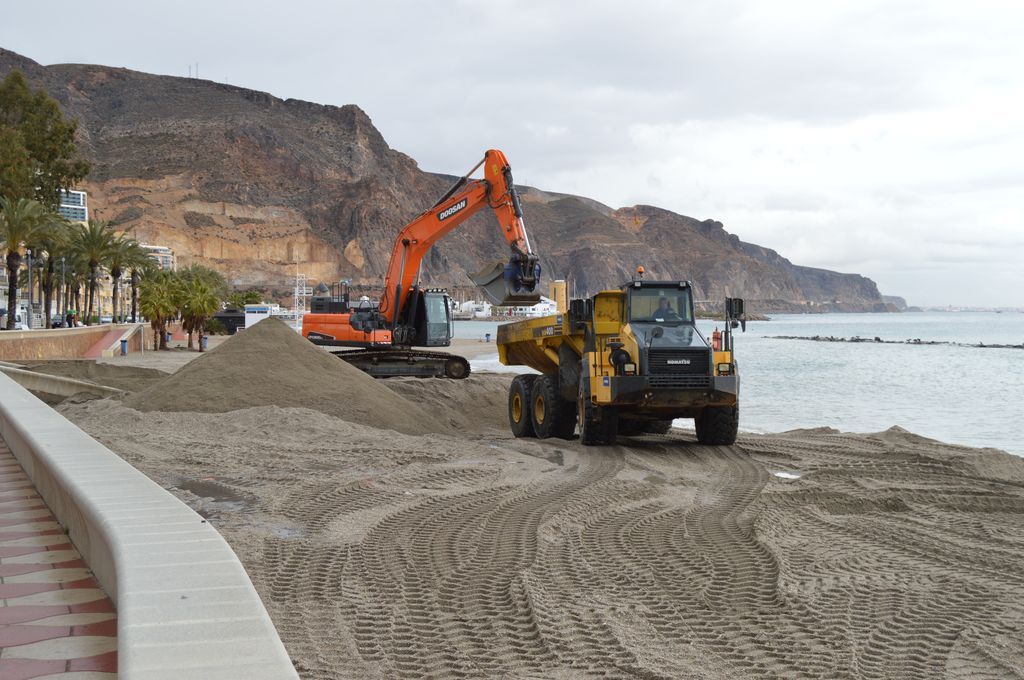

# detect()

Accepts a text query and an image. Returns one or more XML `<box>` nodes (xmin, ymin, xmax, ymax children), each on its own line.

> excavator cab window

<box><xmin>418</xmin><ymin>290</ymin><xmax>452</xmax><ymax>347</ymax></box>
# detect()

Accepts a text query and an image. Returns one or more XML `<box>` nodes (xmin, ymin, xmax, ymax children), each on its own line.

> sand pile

<box><xmin>124</xmin><ymin>317</ymin><xmax>442</xmax><ymax>435</ymax></box>
<box><xmin>384</xmin><ymin>373</ymin><xmax>512</xmax><ymax>432</ymax></box>
<box><xmin>25</xmin><ymin>360</ymin><xmax>168</xmax><ymax>393</ymax></box>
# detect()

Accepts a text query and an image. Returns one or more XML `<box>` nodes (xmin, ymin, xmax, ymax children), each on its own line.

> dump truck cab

<box><xmin>498</xmin><ymin>278</ymin><xmax>744</xmax><ymax>446</ymax></box>
<box><xmin>607</xmin><ymin>280</ymin><xmax>738</xmax><ymax>410</ymax></box>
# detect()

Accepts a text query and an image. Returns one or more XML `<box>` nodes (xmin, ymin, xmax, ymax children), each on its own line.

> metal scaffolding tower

<box><xmin>293</xmin><ymin>272</ymin><xmax>311</xmax><ymax>330</ymax></box>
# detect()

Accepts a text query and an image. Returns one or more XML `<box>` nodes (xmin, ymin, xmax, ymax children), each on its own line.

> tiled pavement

<box><xmin>0</xmin><ymin>442</ymin><xmax>117</xmax><ymax>679</ymax></box>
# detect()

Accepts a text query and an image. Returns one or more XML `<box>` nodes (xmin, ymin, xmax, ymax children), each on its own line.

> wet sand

<box><xmin>54</xmin><ymin>361</ymin><xmax>1024</xmax><ymax>679</ymax></box>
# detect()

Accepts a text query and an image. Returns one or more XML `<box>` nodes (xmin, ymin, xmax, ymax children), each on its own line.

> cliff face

<box><xmin>0</xmin><ymin>48</ymin><xmax>893</xmax><ymax>311</ymax></box>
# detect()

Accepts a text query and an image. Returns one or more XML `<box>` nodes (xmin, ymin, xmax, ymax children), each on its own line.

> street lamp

<box><xmin>25</xmin><ymin>248</ymin><xmax>32</xmax><ymax>329</ymax></box>
<box><xmin>60</xmin><ymin>256</ymin><xmax>65</xmax><ymax>322</ymax></box>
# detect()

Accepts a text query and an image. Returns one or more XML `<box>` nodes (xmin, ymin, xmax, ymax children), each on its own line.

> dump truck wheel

<box><xmin>695</xmin><ymin>406</ymin><xmax>738</xmax><ymax>445</ymax></box>
<box><xmin>509</xmin><ymin>375</ymin><xmax>538</xmax><ymax>437</ymax></box>
<box><xmin>531</xmin><ymin>374</ymin><xmax>576</xmax><ymax>440</ymax></box>
<box><xmin>578</xmin><ymin>398</ymin><xmax>618</xmax><ymax>446</ymax></box>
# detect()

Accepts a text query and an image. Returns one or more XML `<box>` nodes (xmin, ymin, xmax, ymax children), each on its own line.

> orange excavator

<box><xmin>302</xmin><ymin>149</ymin><xmax>541</xmax><ymax>379</ymax></box>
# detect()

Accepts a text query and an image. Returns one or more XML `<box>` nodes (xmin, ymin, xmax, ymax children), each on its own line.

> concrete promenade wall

<box><xmin>0</xmin><ymin>373</ymin><xmax>298</xmax><ymax>679</ymax></box>
<box><xmin>0</xmin><ymin>324</ymin><xmax>149</xmax><ymax>361</ymax></box>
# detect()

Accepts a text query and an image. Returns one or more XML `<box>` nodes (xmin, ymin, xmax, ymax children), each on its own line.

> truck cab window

<box><xmin>629</xmin><ymin>288</ymin><xmax>692</xmax><ymax>324</ymax></box>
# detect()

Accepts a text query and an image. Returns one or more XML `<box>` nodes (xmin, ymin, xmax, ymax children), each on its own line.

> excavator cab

<box><xmin>393</xmin><ymin>287</ymin><xmax>454</xmax><ymax>348</ymax></box>
<box><xmin>418</xmin><ymin>288</ymin><xmax>454</xmax><ymax>347</ymax></box>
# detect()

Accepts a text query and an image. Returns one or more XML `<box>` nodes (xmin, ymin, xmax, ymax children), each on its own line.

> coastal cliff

<box><xmin>1</xmin><ymin>48</ymin><xmax>895</xmax><ymax>311</ymax></box>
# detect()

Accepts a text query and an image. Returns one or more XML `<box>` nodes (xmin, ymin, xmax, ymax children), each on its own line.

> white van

<box><xmin>0</xmin><ymin>305</ymin><xmax>32</xmax><ymax>331</ymax></box>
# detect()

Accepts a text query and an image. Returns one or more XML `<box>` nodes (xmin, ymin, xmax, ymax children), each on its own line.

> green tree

<box><xmin>0</xmin><ymin>197</ymin><xmax>54</xmax><ymax>329</ymax></box>
<box><xmin>63</xmin><ymin>254</ymin><xmax>89</xmax><ymax>324</ymax></box>
<box><xmin>26</xmin><ymin>214</ymin><xmax>72</xmax><ymax>328</ymax></box>
<box><xmin>0</xmin><ymin>127</ymin><xmax>32</xmax><ymax>200</ymax></box>
<box><xmin>139</xmin><ymin>270</ymin><xmax>180</xmax><ymax>350</ymax></box>
<box><xmin>0</xmin><ymin>70</ymin><xmax>90</xmax><ymax>207</ymax></box>
<box><xmin>179</xmin><ymin>279</ymin><xmax>222</xmax><ymax>351</ymax></box>
<box><xmin>107</xmin><ymin>236</ymin><xmax>151</xmax><ymax>323</ymax></box>
<box><xmin>129</xmin><ymin>260</ymin><xmax>156</xmax><ymax>324</ymax></box>
<box><xmin>71</xmin><ymin>218</ymin><xmax>116</xmax><ymax>324</ymax></box>
<box><xmin>177</xmin><ymin>263</ymin><xmax>228</xmax><ymax>300</ymax></box>
<box><xmin>226</xmin><ymin>289</ymin><xmax>263</xmax><ymax>310</ymax></box>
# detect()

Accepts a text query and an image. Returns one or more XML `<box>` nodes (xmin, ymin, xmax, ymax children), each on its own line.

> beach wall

<box><xmin>0</xmin><ymin>324</ymin><xmax>148</xmax><ymax>360</ymax></box>
<box><xmin>0</xmin><ymin>373</ymin><xmax>298</xmax><ymax>679</ymax></box>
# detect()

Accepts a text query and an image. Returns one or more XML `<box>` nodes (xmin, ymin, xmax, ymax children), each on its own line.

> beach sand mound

<box><xmin>25</xmin><ymin>360</ymin><xmax>168</xmax><ymax>393</ymax></box>
<box><xmin>384</xmin><ymin>373</ymin><xmax>512</xmax><ymax>432</ymax></box>
<box><xmin>124</xmin><ymin>317</ymin><xmax>442</xmax><ymax>435</ymax></box>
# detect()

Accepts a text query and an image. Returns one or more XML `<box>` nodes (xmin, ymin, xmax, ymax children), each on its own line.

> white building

<box><xmin>140</xmin><ymin>244</ymin><xmax>177</xmax><ymax>271</ymax></box>
<box><xmin>499</xmin><ymin>296</ymin><xmax>558</xmax><ymax>318</ymax></box>
<box><xmin>456</xmin><ymin>299</ymin><xmax>493</xmax><ymax>318</ymax></box>
<box><xmin>57</xmin><ymin>189</ymin><xmax>88</xmax><ymax>223</ymax></box>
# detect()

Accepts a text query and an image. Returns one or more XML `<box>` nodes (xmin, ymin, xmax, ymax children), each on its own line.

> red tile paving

<box><xmin>0</xmin><ymin>441</ymin><xmax>117</xmax><ymax>677</ymax></box>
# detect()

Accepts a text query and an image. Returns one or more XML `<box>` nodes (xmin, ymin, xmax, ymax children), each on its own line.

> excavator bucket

<box><xmin>470</xmin><ymin>260</ymin><xmax>542</xmax><ymax>307</ymax></box>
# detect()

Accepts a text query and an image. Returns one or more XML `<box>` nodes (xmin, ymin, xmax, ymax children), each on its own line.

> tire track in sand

<box><xmin>530</xmin><ymin>443</ymin><xmax>841</xmax><ymax>678</ymax></box>
<box><xmin>350</xmin><ymin>447</ymin><xmax>625</xmax><ymax>677</ymax></box>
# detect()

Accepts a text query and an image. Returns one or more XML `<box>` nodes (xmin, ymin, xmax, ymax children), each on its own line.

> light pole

<box><xmin>26</xmin><ymin>248</ymin><xmax>32</xmax><ymax>329</ymax></box>
<box><xmin>60</xmin><ymin>256</ymin><xmax>66</xmax><ymax>323</ymax></box>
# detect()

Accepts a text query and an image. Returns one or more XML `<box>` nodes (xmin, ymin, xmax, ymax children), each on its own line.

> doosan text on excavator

<box><xmin>302</xmin><ymin>149</ymin><xmax>541</xmax><ymax>379</ymax></box>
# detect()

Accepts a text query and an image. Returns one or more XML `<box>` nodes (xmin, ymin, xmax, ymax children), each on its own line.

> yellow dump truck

<box><xmin>497</xmin><ymin>276</ymin><xmax>745</xmax><ymax>445</ymax></box>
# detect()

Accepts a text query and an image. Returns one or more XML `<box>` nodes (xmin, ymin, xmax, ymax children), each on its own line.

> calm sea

<box><xmin>455</xmin><ymin>312</ymin><xmax>1024</xmax><ymax>456</ymax></box>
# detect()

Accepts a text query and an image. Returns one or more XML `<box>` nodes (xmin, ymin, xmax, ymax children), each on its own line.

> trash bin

<box><xmin>201</xmin><ymin>335</ymin><xmax>209</xmax><ymax>351</ymax></box>
<box><xmin>165</xmin><ymin>331</ymin><xmax>172</xmax><ymax>344</ymax></box>
<box><xmin>485</xmin><ymin>332</ymin><xmax>491</xmax><ymax>342</ymax></box>
<box><xmin>120</xmin><ymin>339</ymin><xmax>128</xmax><ymax>356</ymax></box>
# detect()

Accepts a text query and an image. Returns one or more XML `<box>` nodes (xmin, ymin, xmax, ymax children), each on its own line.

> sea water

<box><xmin>455</xmin><ymin>313</ymin><xmax>1024</xmax><ymax>456</ymax></box>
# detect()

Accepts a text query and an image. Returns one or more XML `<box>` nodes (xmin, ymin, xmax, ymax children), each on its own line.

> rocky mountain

<box><xmin>0</xmin><ymin>48</ymin><xmax>896</xmax><ymax>312</ymax></box>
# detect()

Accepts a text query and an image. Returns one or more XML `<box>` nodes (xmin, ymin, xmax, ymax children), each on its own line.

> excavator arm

<box><xmin>377</xmin><ymin>149</ymin><xmax>541</xmax><ymax>327</ymax></box>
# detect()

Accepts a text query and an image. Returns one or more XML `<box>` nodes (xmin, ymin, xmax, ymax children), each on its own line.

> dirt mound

<box><xmin>384</xmin><ymin>373</ymin><xmax>512</xmax><ymax>432</ymax></box>
<box><xmin>25</xmin><ymin>360</ymin><xmax>168</xmax><ymax>393</ymax></box>
<box><xmin>124</xmin><ymin>318</ymin><xmax>442</xmax><ymax>435</ymax></box>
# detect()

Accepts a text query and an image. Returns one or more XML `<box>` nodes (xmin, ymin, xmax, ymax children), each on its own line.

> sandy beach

<box><xmin>29</xmin><ymin>321</ymin><xmax>1024</xmax><ymax>679</ymax></box>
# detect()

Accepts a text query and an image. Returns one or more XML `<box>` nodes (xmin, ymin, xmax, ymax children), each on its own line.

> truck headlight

<box><xmin>717</xmin><ymin>363</ymin><xmax>733</xmax><ymax>376</ymax></box>
<box><xmin>623</xmin><ymin>363</ymin><xmax>637</xmax><ymax>375</ymax></box>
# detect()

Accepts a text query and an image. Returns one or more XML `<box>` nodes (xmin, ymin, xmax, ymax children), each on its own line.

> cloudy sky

<box><xmin>3</xmin><ymin>1</ymin><xmax>1022</xmax><ymax>306</ymax></box>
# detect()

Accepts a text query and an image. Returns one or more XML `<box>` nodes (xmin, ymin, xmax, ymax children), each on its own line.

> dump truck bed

<box><xmin>496</xmin><ymin>313</ymin><xmax>577</xmax><ymax>375</ymax></box>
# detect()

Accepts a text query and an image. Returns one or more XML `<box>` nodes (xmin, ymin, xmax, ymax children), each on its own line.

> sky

<box><xmin>3</xmin><ymin>0</ymin><xmax>1022</xmax><ymax>307</ymax></box>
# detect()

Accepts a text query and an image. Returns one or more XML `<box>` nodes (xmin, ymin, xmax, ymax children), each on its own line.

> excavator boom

<box><xmin>378</xmin><ymin>149</ymin><xmax>541</xmax><ymax>322</ymax></box>
<box><xmin>302</xmin><ymin>149</ymin><xmax>542</xmax><ymax>378</ymax></box>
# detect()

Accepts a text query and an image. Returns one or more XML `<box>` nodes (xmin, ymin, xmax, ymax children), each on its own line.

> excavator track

<box><xmin>329</xmin><ymin>349</ymin><xmax>472</xmax><ymax>380</ymax></box>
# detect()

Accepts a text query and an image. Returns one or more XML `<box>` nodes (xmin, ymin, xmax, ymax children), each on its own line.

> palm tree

<box><xmin>107</xmin><ymin>236</ymin><xmax>150</xmax><ymax>323</ymax></box>
<box><xmin>129</xmin><ymin>264</ymin><xmax>150</xmax><ymax>323</ymax></box>
<box><xmin>71</xmin><ymin>218</ymin><xmax>116</xmax><ymax>324</ymax></box>
<box><xmin>177</xmin><ymin>263</ymin><xmax>228</xmax><ymax>300</ymax></box>
<box><xmin>180</xmin><ymin>278</ymin><xmax>221</xmax><ymax>350</ymax></box>
<box><xmin>0</xmin><ymin>197</ymin><xmax>54</xmax><ymax>329</ymax></box>
<box><xmin>138</xmin><ymin>270</ymin><xmax>179</xmax><ymax>350</ymax></box>
<box><xmin>61</xmin><ymin>252</ymin><xmax>88</xmax><ymax>324</ymax></box>
<box><xmin>28</xmin><ymin>215</ymin><xmax>72</xmax><ymax>328</ymax></box>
